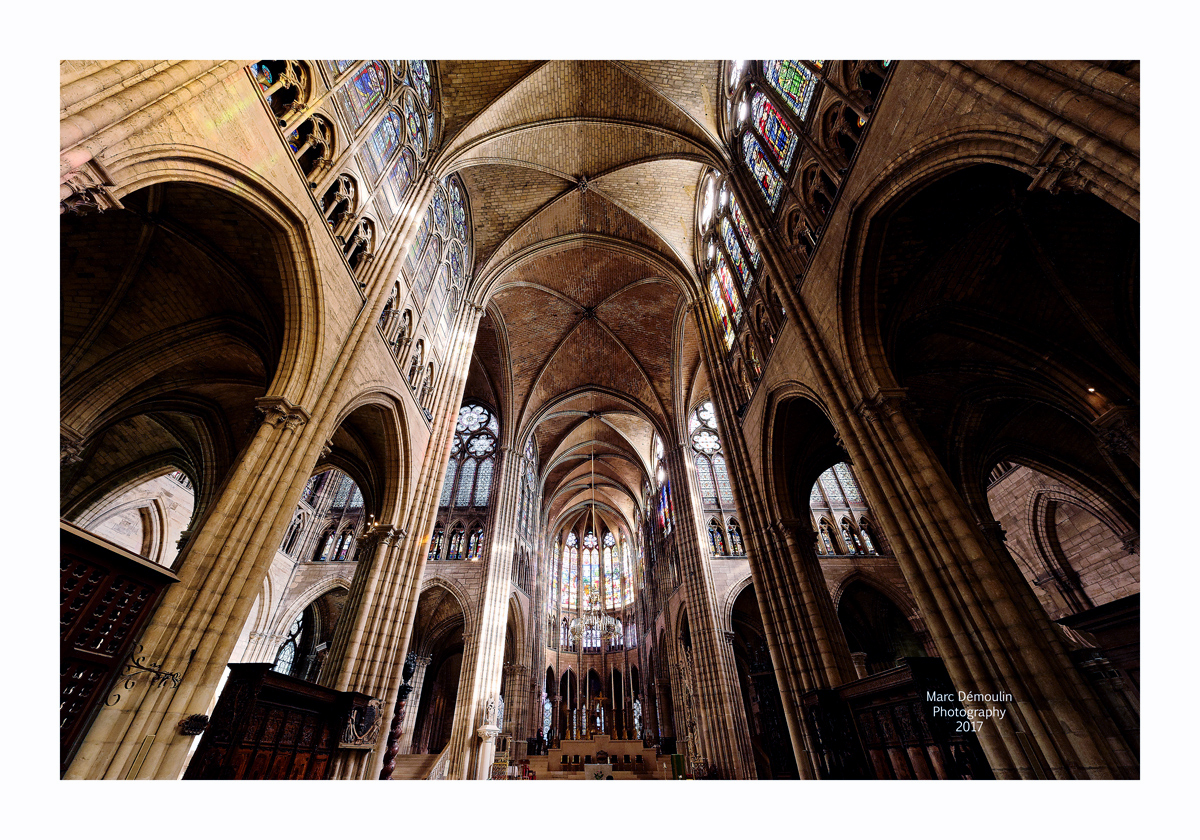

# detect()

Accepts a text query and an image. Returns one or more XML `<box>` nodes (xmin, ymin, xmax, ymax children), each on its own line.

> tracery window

<box><xmin>726</xmin><ymin>61</ymin><xmax>819</xmax><ymax>210</ymax></box>
<box><xmin>621</xmin><ymin>537</ymin><xmax>634</xmax><ymax>606</ymax></box>
<box><xmin>819</xmin><ymin>520</ymin><xmax>837</xmax><ymax>555</ymax></box>
<box><xmin>561</xmin><ymin>532</ymin><xmax>579</xmax><ymax>609</ymax></box>
<box><xmin>859</xmin><ymin>518</ymin><xmax>879</xmax><ymax>554</ymax></box>
<box><xmin>397</xmin><ymin>174</ymin><xmax>472</xmax><ymax>364</ymax></box>
<box><xmin>708</xmin><ymin>519</ymin><xmax>727</xmax><ymax>555</ymax></box>
<box><xmin>697</xmin><ymin>170</ymin><xmax>767</xmax><ymax>366</ymax></box>
<box><xmin>582</xmin><ymin>530</ymin><xmax>599</xmax><ymax>608</ymax></box>
<box><xmin>652</xmin><ymin>435</ymin><xmax>673</xmax><ymax>536</ymax></box>
<box><xmin>335</xmin><ymin>61</ymin><xmax>387</xmax><ymax>131</ymax></box>
<box><xmin>603</xmin><ymin>531</ymin><xmax>619</xmax><ymax>609</ymax></box>
<box><xmin>448</xmin><ymin>524</ymin><xmax>464</xmax><ymax>560</ymax></box>
<box><xmin>467</xmin><ymin>526</ymin><xmax>485</xmax><ymax>560</ymax></box>
<box><xmin>728</xmin><ymin>519</ymin><xmax>746</xmax><ymax>555</ymax></box>
<box><xmin>272</xmin><ymin>615</ymin><xmax>303</xmax><ymax>676</ymax></box>
<box><xmin>690</xmin><ymin>401</ymin><xmax>736</xmax><ymax>512</ymax></box>
<box><xmin>429</xmin><ymin>524</ymin><xmax>444</xmax><ymax>561</ymax></box>
<box><xmin>435</xmin><ymin>403</ymin><xmax>499</xmax><ymax>515</ymax></box>
<box><xmin>841</xmin><ymin>519</ymin><xmax>862</xmax><ymax>555</ymax></box>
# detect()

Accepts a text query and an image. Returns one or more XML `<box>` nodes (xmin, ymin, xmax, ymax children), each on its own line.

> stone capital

<box><xmin>255</xmin><ymin>395</ymin><xmax>311</xmax><ymax>431</ymax></box>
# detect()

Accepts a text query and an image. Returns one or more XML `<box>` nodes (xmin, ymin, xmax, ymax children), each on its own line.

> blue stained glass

<box><xmin>449</xmin><ymin>242</ymin><xmax>464</xmax><ymax>286</ymax></box>
<box><xmin>332</xmin><ymin>60</ymin><xmax>356</xmax><ymax>74</ymax></box>
<box><xmin>729</xmin><ymin>193</ymin><xmax>762</xmax><ymax>267</ymax></box>
<box><xmin>361</xmin><ymin>110</ymin><xmax>404</xmax><ymax>182</ymax></box>
<box><xmin>403</xmin><ymin>90</ymin><xmax>425</xmax><ymax>157</ymax></box>
<box><xmin>721</xmin><ymin>218</ymin><xmax>753</xmax><ymax>293</ymax></box>
<box><xmin>697</xmin><ymin>457</ymin><xmax>717</xmax><ymax>506</ymax></box>
<box><xmin>742</xmin><ymin>133</ymin><xmax>782</xmax><ymax>209</ymax></box>
<box><xmin>474</xmin><ymin>458</ymin><xmax>494</xmax><ymax>506</ymax></box>
<box><xmin>337</xmin><ymin>61</ymin><xmax>386</xmax><ymax>130</ymax></box>
<box><xmin>251</xmin><ymin>63</ymin><xmax>273</xmax><ymax>91</ymax></box>
<box><xmin>380</xmin><ymin>149</ymin><xmax>414</xmax><ymax>216</ymax></box>
<box><xmin>450</xmin><ymin>182</ymin><xmax>467</xmax><ymax>241</ymax></box>
<box><xmin>415</xmin><ymin>236</ymin><xmax>442</xmax><ymax>295</ymax></box>
<box><xmin>762</xmin><ymin>60</ymin><xmax>818</xmax><ymax>121</ymax></box>
<box><xmin>432</xmin><ymin>191</ymin><xmax>449</xmax><ymax>236</ymax></box>
<box><xmin>752</xmin><ymin>91</ymin><xmax>799</xmax><ymax>170</ymax></box>
<box><xmin>409</xmin><ymin>60</ymin><xmax>432</xmax><ymax>108</ymax></box>
<box><xmin>714</xmin><ymin>454</ymin><xmax>734</xmax><ymax>506</ymax></box>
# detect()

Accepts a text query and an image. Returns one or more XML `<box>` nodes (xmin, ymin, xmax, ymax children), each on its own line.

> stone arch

<box><xmin>95</xmin><ymin>145</ymin><xmax>326</xmax><ymax>404</ymax></box>
<box><xmin>761</xmin><ymin>382</ymin><xmax>847</xmax><ymax>526</ymax></box>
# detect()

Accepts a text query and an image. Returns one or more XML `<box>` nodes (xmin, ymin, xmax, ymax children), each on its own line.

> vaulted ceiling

<box><xmin>441</xmin><ymin>61</ymin><xmax>725</xmax><ymax>538</ymax></box>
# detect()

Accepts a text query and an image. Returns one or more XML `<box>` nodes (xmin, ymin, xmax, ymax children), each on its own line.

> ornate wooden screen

<box><xmin>60</xmin><ymin>521</ymin><xmax>179</xmax><ymax>776</ymax></box>
<box><xmin>183</xmin><ymin>663</ymin><xmax>379</xmax><ymax>779</ymax></box>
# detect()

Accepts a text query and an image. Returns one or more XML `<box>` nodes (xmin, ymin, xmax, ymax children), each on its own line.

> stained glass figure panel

<box><xmin>720</xmin><ymin>217</ymin><xmax>753</xmax><ymax>293</ymax></box>
<box><xmin>714</xmin><ymin>253</ymin><xmax>743</xmax><ymax>324</ymax></box>
<box><xmin>604</xmin><ymin>546</ymin><xmax>617</xmax><ymax>608</ymax></box>
<box><xmin>450</xmin><ymin>181</ymin><xmax>467</xmax><ymax>241</ymax></box>
<box><xmin>762</xmin><ymin>60</ymin><xmax>818</xmax><ymax>121</ymax></box>
<box><xmin>409</xmin><ymin>60</ymin><xmax>432</xmax><ymax>108</ymax></box>
<box><xmin>403</xmin><ymin>90</ymin><xmax>425</xmax><ymax>158</ymax></box>
<box><xmin>709</xmin><ymin>275</ymin><xmax>735</xmax><ymax>350</ymax></box>
<box><xmin>432</xmin><ymin>190</ymin><xmax>449</xmax><ymax>236</ymax></box>
<box><xmin>742</xmin><ymin>133</ymin><xmax>783</xmax><ymax>209</ymax></box>
<box><xmin>336</xmin><ymin>61</ymin><xmax>386</xmax><ymax>130</ymax></box>
<box><xmin>729</xmin><ymin>193</ymin><xmax>762</xmax><ymax>267</ymax></box>
<box><xmin>752</xmin><ymin>90</ymin><xmax>799</xmax><ymax>169</ymax></box>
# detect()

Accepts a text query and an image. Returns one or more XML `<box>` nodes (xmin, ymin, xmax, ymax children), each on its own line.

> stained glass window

<box><xmin>752</xmin><ymin>91</ymin><xmax>799</xmax><ymax>169</ymax></box>
<box><xmin>841</xmin><ymin>522</ymin><xmax>860</xmax><ymax>555</ymax></box>
<box><xmin>819</xmin><ymin>468</ymin><xmax>844</xmax><ymax>505</ymax></box>
<box><xmin>450</xmin><ymin>181</ymin><xmax>467</xmax><ymax>241</ymax></box>
<box><xmin>721</xmin><ymin>218</ymin><xmax>753</xmax><ymax>293</ymax></box>
<box><xmin>409</xmin><ymin>59</ymin><xmax>432</xmax><ymax>109</ymax></box>
<box><xmin>728</xmin><ymin>520</ymin><xmax>745</xmax><ymax>555</ymax></box>
<box><xmin>696</xmin><ymin>456</ymin><xmax>717</xmax><ymax>506</ymax></box>
<box><xmin>834</xmin><ymin>463</ymin><xmax>862</xmax><ymax>501</ymax></box>
<box><xmin>403</xmin><ymin>212</ymin><xmax>431</xmax><ymax>278</ymax></box>
<box><xmin>729</xmin><ymin>193</ymin><xmax>762</xmax><ymax>268</ymax></box>
<box><xmin>379</xmin><ymin>150</ymin><xmax>414</xmax><ymax>216</ymax></box>
<box><xmin>473</xmin><ymin>458</ymin><xmax>493</xmax><ymax>506</ymax></box>
<box><xmin>742</xmin><ymin>133</ymin><xmax>783</xmax><ymax>209</ymax></box>
<box><xmin>543</xmin><ymin>699</ymin><xmax>552</xmax><ymax>736</ymax></box>
<box><xmin>604</xmin><ymin>541</ymin><xmax>617</xmax><ymax>609</ymax></box>
<box><xmin>467</xmin><ymin>526</ymin><xmax>484</xmax><ymax>560</ymax></box>
<box><xmin>708</xmin><ymin>276</ymin><xmax>735</xmax><ymax>350</ymax></box>
<box><xmin>561</xmin><ymin>537</ymin><xmax>575</xmax><ymax>609</ymax></box>
<box><xmin>432</xmin><ymin>190</ymin><xmax>449</xmax><ymax>236</ymax></box>
<box><xmin>336</xmin><ymin>61</ymin><xmax>386</xmax><ymax>130</ymax></box>
<box><xmin>810</xmin><ymin>480</ymin><xmax>823</xmax><ymax>504</ymax></box>
<box><xmin>714</xmin><ymin>253</ymin><xmax>743</xmax><ymax>324</ymax></box>
<box><xmin>859</xmin><ymin>519</ymin><xmax>877</xmax><ymax>554</ymax></box>
<box><xmin>455</xmin><ymin>460</ymin><xmax>477</xmax><ymax>507</ymax></box>
<box><xmin>762</xmin><ymin>60</ymin><xmax>819</xmax><ymax>121</ymax></box>
<box><xmin>714</xmin><ymin>455</ymin><xmax>734</xmax><ymax>506</ymax></box>
<box><xmin>272</xmin><ymin>615</ymin><xmax>303</xmax><ymax>675</ymax></box>
<box><xmin>429</xmin><ymin>525</ymin><xmax>443</xmax><ymax>561</ymax></box>
<box><xmin>709</xmin><ymin>520</ymin><xmax>727</xmax><ymax>555</ymax></box>
<box><xmin>449</xmin><ymin>242</ymin><xmax>464</xmax><ymax>287</ymax></box>
<box><xmin>819</xmin><ymin>523</ymin><xmax>835</xmax><ymax>554</ymax></box>
<box><xmin>361</xmin><ymin>110</ymin><xmax>404</xmax><ymax>182</ymax></box>
<box><xmin>403</xmin><ymin>90</ymin><xmax>425</xmax><ymax>158</ymax></box>
<box><xmin>449</xmin><ymin>525</ymin><xmax>464</xmax><ymax>560</ymax></box>
<box><xmin>622</xmin><ymin>539</ymin><xmax>634</xmax><ymax>606</ymax></box>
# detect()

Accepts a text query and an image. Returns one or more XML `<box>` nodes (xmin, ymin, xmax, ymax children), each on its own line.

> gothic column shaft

<box><xmin>443</xmin><ymin>442</ymin><xmax>522</xmax><ymax>778</ymax></box>
<box><xmin>665</xmin><ymin>445</ymin><xmax>755</xmax><ymax>778</ymax></box>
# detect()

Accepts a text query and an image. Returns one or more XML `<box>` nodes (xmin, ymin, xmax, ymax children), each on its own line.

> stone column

<box><xmin>853</xmin><ymin>391</ymin><xmax>1136</xmax><ymax>778</ymax></box>
<box><xmin>65</xmin><ymin>397</ymin><xmax>317</xmax><ymax>780</ymax></box>
<box><xmin>394</xmin><ymin>655</ymin><xmax>433</xmax><ymax>755</ymax></box>
<box><xmin>689</xmin><ymin>297</ymin><xmax>855</xmax><ymax>778</ymax></box>
<box><xmin>442</xmin><ymin>443</ymin><xmax>523</xmax><ymax>778</ymax></box>
<box><xmin>664</xmin><ymin>442</ymin><xmax>755</xmax><ymax>778</ymax></box>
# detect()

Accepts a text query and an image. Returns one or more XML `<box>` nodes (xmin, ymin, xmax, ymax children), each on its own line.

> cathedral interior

<box><xmin>58</xmin><ymin>57</ymin><xmax>1141</xmax><ymax>791</ymax></box>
